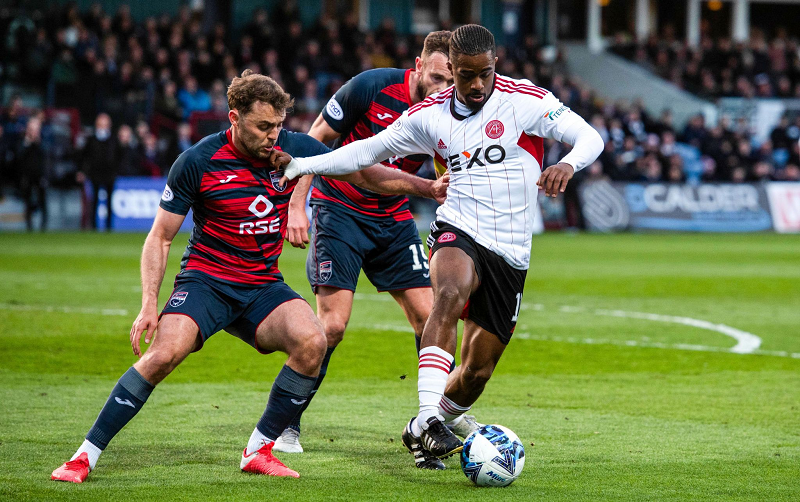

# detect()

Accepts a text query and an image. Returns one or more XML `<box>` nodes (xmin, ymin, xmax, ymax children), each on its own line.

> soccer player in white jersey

<box><xmin>274</xmin><ymin>24</ymin><xmax>603</xmax><ymax>460</ymax></box>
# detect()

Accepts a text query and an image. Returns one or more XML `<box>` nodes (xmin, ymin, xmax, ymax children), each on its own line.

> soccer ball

<box><xmin>460</xmin><ymin>424</ymin><xmax>525</xmax><ymax>487</ymax></box>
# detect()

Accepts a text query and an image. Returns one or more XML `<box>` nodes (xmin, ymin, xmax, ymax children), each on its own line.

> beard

<box><xmin>240</xmin><ymin>130</ymin><xmax>273</xmax><ymax>159</ymax></box>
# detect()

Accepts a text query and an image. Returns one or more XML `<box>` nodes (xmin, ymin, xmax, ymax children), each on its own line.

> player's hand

<box><xmin>266</xmin><ymin>149</ymin><xmax>293</xmax><ymax>169</ymax></box>
<box><xmin>537</xmin><ymin>162</ymin><xmax>574</xmax><ymax>198</ymax></box>
<box><xmin>286</xmin><ymin>203</ymin><xmax>310</xmax><ymax>249</ymax></box>
<box><xmin>130</xmin><ymin>305</ymin><xmax>159</xmax><ymax>358</ymax></box>
<box><xmin>279</xmin><ymin>159</ymin><xmax>304</xmax><ymax>188</ymax></box>
<box><xmin>430</xmin><ymin>172</ymin><xmax>450</xmax><ymax>204</ymax></box>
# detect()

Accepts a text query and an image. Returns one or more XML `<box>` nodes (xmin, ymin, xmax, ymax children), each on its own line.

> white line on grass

<box><xmin>3</xmin><ymin>297</ymin><xmax>790</xmax><ymax>358</ymax></box>
<box><xmin>0</xmin><ymin>303</ymin><xmax>129</xmax><ymax>316</ymax></box>
<box><xmin>351</xmin><ymin>293</ymin><xmax>782</xmax><ymax>357</ymax></box>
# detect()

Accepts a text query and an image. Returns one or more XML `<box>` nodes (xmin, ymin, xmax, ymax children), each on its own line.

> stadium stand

<box><xmin>1</xmin><ymin>1</ymin><xmax>799</xmax><ymax>232</ymax></box>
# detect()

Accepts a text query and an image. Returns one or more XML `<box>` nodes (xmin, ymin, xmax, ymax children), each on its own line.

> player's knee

<box><xmin>138</xmin><ymin>347</ymin><xmax>182</xmax><ymax>383</ymax></box>
<box><xmin>435</xmin><ymin>285</ymin><xmax>469</xmax><ymax>312</ymax></box>
<box><xmin>322</xmin><ymin>318</ymin><xmax>347</xmax><ymax>346</ymax></box>
<box><xmin>460</xmin><ymin>364</ymin><xmax>493</xmax><ymax>390</ymax></box>
<box><xmin>291</xmin><ymin>329</ymin><xmax>327</xmax><ymax>374</ymax></box>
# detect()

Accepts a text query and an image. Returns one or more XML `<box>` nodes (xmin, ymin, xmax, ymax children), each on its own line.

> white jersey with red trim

<box><xmin>378</xmin><ymin>74</ymin><xmax>585</xmax><ymax>270</ymax></box>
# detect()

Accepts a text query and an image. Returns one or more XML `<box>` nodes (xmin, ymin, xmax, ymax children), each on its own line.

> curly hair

<box><xmin>227</xmin><ymin>69</ymin><xmax>294</xmax><ymax>115</ymax></box>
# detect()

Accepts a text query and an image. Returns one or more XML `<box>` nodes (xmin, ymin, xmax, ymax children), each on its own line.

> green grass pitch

<box><xmin>1</xmin><ymin>231</ymin><xmax>798</xmax><ymax>501</ymax></box>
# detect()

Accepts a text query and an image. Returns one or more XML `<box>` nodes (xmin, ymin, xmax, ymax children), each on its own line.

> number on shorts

<box><xmin>409</xmin><ymin>244</ymin><xmax>429</xmax><ymax>271</ymax></box>
<box><xmin>511</xmin><ymin>293</ymin><xmax>522</xmax><ymax>322</ymax></box>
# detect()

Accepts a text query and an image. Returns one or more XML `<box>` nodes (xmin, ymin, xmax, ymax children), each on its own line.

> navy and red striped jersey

<box><xmin>160</xmin><ymin>128</ymin><xmax>329</xmax><ymax>285</ymax></box>
<box><xmin>312</xmin><ymin>67</ymin><xmax>429</xmax><ymax>221</ymax></box>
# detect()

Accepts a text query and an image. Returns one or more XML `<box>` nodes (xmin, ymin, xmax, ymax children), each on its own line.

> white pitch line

<box><xmin>0</xmin><ymin>303</ymin><xmax>129</xmax><ymax>316</ymax></box>
<box><xmin>347</xmin><ymin>321</ymin><xmax>799</xmax><ymax>359</ymax></box>
<box><xmin>352</xmin><ymin>293</ymin><xmax>767</xmax><ymax>356</ymax></box>
<box><xmin>2</xmin><ymin>296</ymin><xmax>785</xmax><ymax>358</ymax></box>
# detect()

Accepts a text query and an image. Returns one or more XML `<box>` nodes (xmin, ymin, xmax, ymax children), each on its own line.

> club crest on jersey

<box><xmin>319</xmin><ymin>261</ymin><xmax>332</xmax><ymax>283</ymax></box>
<box><xmin>437</xmin><ymin>232</ymin><xmax>457</xmax><ymax>243</ymax></box>
<box><xmin>169</xmin><ymin>291</ymin><xmax>188</xmax><ymax>308</ymax></box>
<box><xmin>485</xmin><ymin>120</ymin><xmax>504</xmax><ymax>139</ymax></box>
<box><xmin>269</xmin><ymin>171</ymin><xmax>287</xmax><ymax>192</ymax></box>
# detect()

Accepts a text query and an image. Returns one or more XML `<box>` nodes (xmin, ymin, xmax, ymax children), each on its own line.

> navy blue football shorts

<box><xmin>160</xmin><ymin>274</ymin><xmax>305</xmax><ymax>353</ymax></box>
<box><xmin>306</xmin><ymin>204</ymin><xmax>432</xmax><ymax>293</ymax></box>
<box><xmin>427</xmin><ymin>221</ymin><xmax>527</xmax><ymax>344</ymax></box>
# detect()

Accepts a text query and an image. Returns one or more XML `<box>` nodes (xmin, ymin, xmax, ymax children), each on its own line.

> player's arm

<box><xmin>287</xmin><ymin>76</ymin><xmax>371</xmax><ymax>248</ymax></box>
<box><xmin>278</xmin><ymin>110</ymin><xmax>434</xmax><ymax>184</ymax></box>
<box><xmin>131</xmin><ymin>151</ymin><xmax>197</xmax><ymax>356</ymax></box>
<box><xmin>286</xmin><ymin>113</ymin><xmax>342</xmax><ymax>249</ymax></box>
<box><xmin>336</xmin><ymin>166</ymin><xmax>449</xmax><ymax>204</ymax></box>
<box><xmin>528</xmin><ymin>93</ymin><xmax>604</xmax><ymax>197</ymax></box>
<box><xmin>130</xmin><ymin>208</ymin><xmax>185</xmax><ymax>357</ymax></box>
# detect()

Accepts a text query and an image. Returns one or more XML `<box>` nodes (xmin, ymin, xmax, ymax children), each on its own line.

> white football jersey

<box><xmin>379</xmin><ymin>74</ymin><xmax>585</xmax><ymax>270</ymax></box>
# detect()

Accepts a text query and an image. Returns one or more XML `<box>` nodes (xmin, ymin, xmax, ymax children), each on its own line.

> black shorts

<box><xmin>427</xmin><ymin>222</ymin><xmax>527</xmax><ymax>344</ymax></box>
<box><xmin>306</xmin><ymin>204</ymin><xmax>431</xmax><ymax>293</ymax></box>
<box><xmin>160</xmin><ymin>274</ymin><xmax>305</xmax><ymax>353</ymax></box>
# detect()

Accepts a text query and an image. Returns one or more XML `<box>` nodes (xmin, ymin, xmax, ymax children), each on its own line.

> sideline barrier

<box><xmin>97</xmin><ymin>177</ymin><xmax>193</xmax><ymax>232</ymax></box>
<box><xmin>577</xmin><ymin>181</ymin><xmax>797</xmax><ymax>233</ymax></box>
<box><xmin>766</xmin><ymin>183</ymin><xmax>800</xmax><ymax>233</ymax></box>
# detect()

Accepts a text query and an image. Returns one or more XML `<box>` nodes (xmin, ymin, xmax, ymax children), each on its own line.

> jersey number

<box><xmin>409</xmin><ymin>244</ymin><xmax>429</xmax><ymax>271</ymax></box>
<box><xmin>511</xmin><ymin>293</ymin><xmax>522</xmax><ymax>322</ymax></box>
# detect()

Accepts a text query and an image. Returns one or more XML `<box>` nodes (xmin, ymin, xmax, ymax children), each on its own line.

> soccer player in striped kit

<box><xmin>51</xmin><ymin>70</ymin><xmax>447</xmax><ymax>483</ymax></box>
<box><xmin>275</xmin><ymin>25</ymin><xmax>604</xmax><ymax>462</ymax></box>
<box><xmin>276</xmin><ymin>31</ymin><xmax>484</xmax><ymax>469</ymax></box>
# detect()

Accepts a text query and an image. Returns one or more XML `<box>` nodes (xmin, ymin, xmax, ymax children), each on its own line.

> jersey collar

<box><xmin>449</xmin><ymin>75</ymin><xmax>497</xmax><ymax>121</ymax></box>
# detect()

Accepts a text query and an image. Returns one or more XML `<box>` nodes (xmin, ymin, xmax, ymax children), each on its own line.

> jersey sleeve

<box><xmin>520</xmin><ymin>90</ymin><xmax>584</xmax><ymax>142</ymax></box>
<box><xmin>376</xmin><ymin>108</ymin><xmax>435</xmax><ymax>158</ymax></box>
<box><xmin>282</xmin><ymin>130</ymin><xmax>332</xmax><ymax>158</ymax></box>
<box><xmin>159</xmin><ymin>150</ymin><xmax>201</xmax><ymax>215</ymax></box>
<box><xmin>321</xmin><ymin>72</ymin><xmax>375</xmax><ymax>134</ymax></box>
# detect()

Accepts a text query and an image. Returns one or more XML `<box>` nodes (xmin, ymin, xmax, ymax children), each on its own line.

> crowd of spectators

<box><xmin>611</xmin><ymin>26</ymin><xmax>800</xmax><ymax>100</ymax></box>
<box><xmin>1</xmin><ymin>3</ymin><xmax>799</xmax><ymax>231</ymax></box>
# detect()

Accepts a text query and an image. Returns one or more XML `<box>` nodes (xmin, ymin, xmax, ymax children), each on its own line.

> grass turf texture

<box><xmin>0</xmin><ymin>232</ymin><xmax>798</xmax><ymax>501</ymax></box>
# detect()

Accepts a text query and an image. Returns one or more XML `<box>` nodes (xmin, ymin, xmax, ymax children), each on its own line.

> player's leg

<box><xmin>275</xmin><ymin>205</ymin><xmax>365</xmax><ymax>451</ymax></box>
<box><xmin>413</xmin><ymin>244</ymin><xmax>479</xmax><ymax>458</ymax></box>
<box><xmin>365</xmin><ymin>218</ymin><xmax>433</xmax><ymax>355</ymax></box>
<box><xmin>52</xmin><ymin>314</ymin><xmax>201</xmax><ymax>483</ymax></box>
<box><xmin>443</xmin><ymin>320</ymin><xmax>508</xmax><ymax>407</ymax></box>
<box><xmin>279</xmin><ymin>287</ymin><xmax>353</xmax><ymax>441</ymax></box>
<box><xmin>390</xmin><ymin>287</ymin><xmax>432</xmax><ymax>353</ymax></box>
<box><xmin>236</xmin><ymin>293</ymin><xmax>326</xmax><ymax>478</ymax></box>
<box><xmin>442</xmin><ymin>243</ymin><xmax>525</xmax><ymax>428</ymax></box>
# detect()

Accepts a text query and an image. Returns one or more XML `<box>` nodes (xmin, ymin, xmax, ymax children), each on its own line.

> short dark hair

<box><xmin>450</xmin><ymin>24</ymin><xmax>496</xmax><ymax>61</ymax></box>
<box><xmin>422</xmin><ymin>30</ymin><xmax>451</xmax><ymax>59</ymax></box>
<box><xmin>227</xmin><ymin>69</ymin><xmax>294</xmax><ymax>115</ymax></box>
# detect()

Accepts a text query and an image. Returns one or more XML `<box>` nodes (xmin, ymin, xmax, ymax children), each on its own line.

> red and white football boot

<box><xmin>240</xmin><ymin>441</ymin><xmax>300</xmax><ymax>478</ymax></box>
<box><xmin>51</xmin><ymin>452</ymin><xmax>90</xmax><ymax>483</ymax></box>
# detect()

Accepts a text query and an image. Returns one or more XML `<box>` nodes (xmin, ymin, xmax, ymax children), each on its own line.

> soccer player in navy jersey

<box><xmin>51</xmin><ymin>70</ymin><xmax>447</xmax><ymax>483</ymax></box>
<box><xmin>275</xmin><ymin>31</ymin><xmax>479</xmax><ymax>470</ymax></box>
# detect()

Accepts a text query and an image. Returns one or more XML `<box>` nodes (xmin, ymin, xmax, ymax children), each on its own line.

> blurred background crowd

<box><xmin>1</xmin><ymin>1</ymin><xmax>799</xmax><ymax>231</ymax></box>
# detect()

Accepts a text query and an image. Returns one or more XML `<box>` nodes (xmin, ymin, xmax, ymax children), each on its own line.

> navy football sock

<box><xmin>288</xmin><ymin>346</ymin><xmax>335</xmax><ymax>430</ymax></box>
<box><xmin>258</xmin><ymin>365</ymin><xmax>317</xmax><ymax>440</ymax></box>
<box><xmin>85</xmin><ymin>367</ymin><xmax>155</xmax><ymax>449</ymax></box>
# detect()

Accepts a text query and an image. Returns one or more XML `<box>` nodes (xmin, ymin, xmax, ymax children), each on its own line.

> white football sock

<box><xmin>417</xmin><ymin>346</ymin><xmax>454</xmax><ymax>426</ymax></box>
<box><xmin>439</xmin><ymin>395</ymin><xmax>471</xmax><ymax>424</ymax></box>
<box><xmin>245</xmin><ymin>427</ymin><xmax>273</xmax><ymax>456</ymax></box>
<box><xmin>72</xmin><ymin>439</ymin><xmax>102</xmax><ymax>471</ymax></box>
